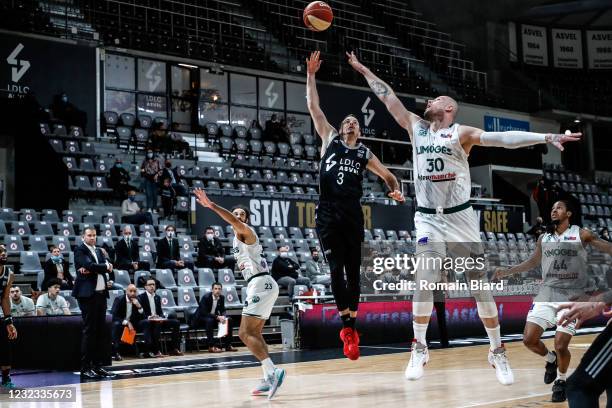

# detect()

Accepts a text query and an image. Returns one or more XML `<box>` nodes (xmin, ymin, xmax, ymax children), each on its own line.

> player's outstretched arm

<box><xmin>306</xmin><ymin>51</ymin><xmax>334</xmax><ymax>144</ymax></box>
<box><xmin>494</xmin><ymin>236</ymin><xmax>543</xmax><ymax>280</ymax></box>
<box><xmin>193</xmin><ymin>188</ymin><xmax>256</xmax><ymax>243</ymax></box>
<box><xmin>346</xmin><ymin>51</ymin><xmax>420</xmax><ymax>138</ymax></box>
<box><xmin>460</xmin><ymin>124</ymin><xmax>581</xmax><ymax>154</ymax></box>
<box><xmin>581</xmin><ymin>228</ymin><xmax>612</xmax><ymax>255</ymax></box>
<box><xmin>366</xmin><ymin>153</ymin><xmax>405</xmax><ymax>203</ymax></box>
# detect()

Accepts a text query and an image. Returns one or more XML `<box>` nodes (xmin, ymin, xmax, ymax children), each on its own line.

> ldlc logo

<box><xmin>7</xmin><ymin>43</ymin><xmax>30</xmax><ymax>83</ymax></box>
<box><xmin>361</xmin><ymin>97</ymin><xmax>375</xmax><ymax>127</ymax></box>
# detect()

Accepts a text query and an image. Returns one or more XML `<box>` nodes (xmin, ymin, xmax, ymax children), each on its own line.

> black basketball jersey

<box><xmin>319</xmin><ymin>134</ymin><xmax>371</xmax><ymax>202</ymax></box>
<box><xmin>0</xmin><ymin>266</ymin><xmax>10</xmax><ymax>294</ymax></box>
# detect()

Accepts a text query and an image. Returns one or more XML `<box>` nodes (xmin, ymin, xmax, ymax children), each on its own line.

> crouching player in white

<box><xmin>193</xmin><ymin>188</ymin><xmax>285</xmax><ymax>400</ymax></box>
<box><xmin>496</xmin><ymin>200</ymin><xmax>612</xmax><ymax>402</ymax></box>
<box><xmin>346</xmin><ymin>50</ymin><xmax>582</xmax><ymax>386</ymax></box>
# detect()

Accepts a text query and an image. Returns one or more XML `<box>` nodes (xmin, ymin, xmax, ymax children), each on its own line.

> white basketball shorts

<box><xmin>242</xmin><ymin>274</ymin><xmax>279</xmax><ymax>320</ymax></box>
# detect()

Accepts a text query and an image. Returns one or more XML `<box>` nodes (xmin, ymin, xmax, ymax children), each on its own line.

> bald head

<box><xmin>424</xmin><ymin>95</ymin><xmax>458</xmax><ymax>121</ymax></box>
<box><xmin>126</xmin><ymin>284</ymin><xmax>138</xmax><ymax>298</ymax></box>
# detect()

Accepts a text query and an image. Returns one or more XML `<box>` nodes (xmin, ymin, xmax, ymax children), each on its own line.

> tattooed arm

<box><xmin>346</xmin><ymin>51</ymin><xmax>421</xmax><ymax>140</ymax></box>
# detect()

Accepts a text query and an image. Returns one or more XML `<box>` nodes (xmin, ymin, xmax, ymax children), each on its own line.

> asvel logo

<box><xmin>325</xmin><ymin>153</ymin><xmax>337</xmax><ymax>171</ymax></box>
<box><xmin>145</xmin><ymin>62</ymin><xmax>162</xmax><ymax>92</ymax></box>
<box><xmin>7</xmin><ymin>43</ymin><xmax>30</xmax><ymax>83</ymax></box>
<box><xmin>265</xmin><ymin>81</ymin><xmax>278</xmax><ymax>108</ymax></box>
<box><xmin>361</xmin><ymin>97</ymin><xmax>375</xmax><ymax>127</ymax></box>
<box><xmin>417</xmin><ymin>128</ymin><xmax>428</xmax><ymax>137</ymax></box>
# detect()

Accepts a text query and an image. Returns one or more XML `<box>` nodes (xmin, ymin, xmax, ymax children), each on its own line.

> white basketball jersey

<box><xmin>232</xmin><ymin>227</ymin><xmax>269</xmax><ymax>281</ymax></box>
<box><xmin>411</xmin><ymin>121</ymin><xmax>472</xmax><ymax>208</ymax></box>
<box><xmin>537</xmin><ymin>225</ymin><xmax>588</xmax><ymax>301</ymax></box>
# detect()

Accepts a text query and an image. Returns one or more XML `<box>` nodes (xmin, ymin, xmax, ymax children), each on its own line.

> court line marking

<box><xmin>455</xmin><ymin>392</ymin><xmax>551</xmax><ymax>407</ymax></box>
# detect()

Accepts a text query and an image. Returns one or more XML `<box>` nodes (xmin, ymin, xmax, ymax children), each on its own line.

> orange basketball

<box><xmin>303</xmin><ymin>1</ymin><xmax>333</xmax><ymax>32</ymax></box>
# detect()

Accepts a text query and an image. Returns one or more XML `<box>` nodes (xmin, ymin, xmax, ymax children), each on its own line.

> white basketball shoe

<box><xmin>488</xmin><ymin>345</ymin><xmax>514</xmax><ymax>385</ymax></box>
<box><xmin>405</xmin><ymin>340</ymin><xmax>429</xmax><ymax>380</ymax></box>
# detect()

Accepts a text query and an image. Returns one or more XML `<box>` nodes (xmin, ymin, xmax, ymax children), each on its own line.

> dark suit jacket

<box><xmin>42</xmin><ymin>259</ymin><xmax>73</xmax><ymax>290</ymax></box>
<box><xmin>137</xmin><ymin>292</ymin><xmax>164</xmax><ymax>318</ymax></box>
<box><xmin>156</xmin><ymin>237</ymin><xmax>179</xmax><ymax>268</ymax></box>
<box><xmin>115</xmin><ymin>238</ymin><xmax>141</xmax><ymax>268</ymax></box>
<box><xmin>196</xmin><ymin>237</ymin><xmax>224</xmax><ymax>266</ymax></box>
<box><xmin>111</xmin><ymin>296</ymin><xmax>145</xmax><ymax>324</ymax></box>
<box><xmin>197</xmin><ymin>292</ymin><xmax>226</xmax><ymax>319</ymax></box>
<box><xmin>72</xmin><ymin>243</ymin><xmax>110</xmax><ymax>299</ymax></box>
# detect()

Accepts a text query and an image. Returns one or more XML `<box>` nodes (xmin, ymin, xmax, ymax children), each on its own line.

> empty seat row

<box><xmin>49</xmin><ymin>139</ymin><xmax>96</xmax><ymax>155</ymax></box>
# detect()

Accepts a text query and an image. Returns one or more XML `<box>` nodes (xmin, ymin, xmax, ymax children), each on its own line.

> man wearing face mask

<box><xmin>140</xmin><ymin>150</ymin><xmax>162</xmax><ymax>212</ymax></box>
<box><xmin>156</xmin><ymin>225</ymin><xmax>194</xmax><ymax>271</ymax></box>
<box><xmin>121</xmin><ymin>190</ymin><xmax>153</xmax><ymax>226</ymax></box>
<box><xmin>0</xmin><ymin>245</ymin><xmax>18</xmax><ymax>389</ymax></box>
<box><xmin>271</xmin><ymin>246</ymin><xmax>312</xmax><ymax>300</ymax></box>
<box><xmin>160</xmin><ymin>159</ymin><xmax>188</xmax><ymax>196</ymax></box>
<box><xmin>115</xmin><ymin>226</ymin><xmax>150</xmax><ymax>273</ymax></box>
<box><xmin>196</xmin><ymin>227</ymin><xmax>236</xmax><ymax>270</ymax></box>
<box><xmin>42</xmin><ymin>246</ymin><xmax>73</xmax><ymax>290</ymax></box>
<box><xmin>303</xmin><ymin>249</ymin><xmax>331</xmax><ymax>285</ymax></box>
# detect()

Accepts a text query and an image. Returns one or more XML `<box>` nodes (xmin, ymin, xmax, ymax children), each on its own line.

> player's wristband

<box><xmin>4</xmin><ymin>316</ymin><xmax>14</xmax><ymax>326</ymax></box>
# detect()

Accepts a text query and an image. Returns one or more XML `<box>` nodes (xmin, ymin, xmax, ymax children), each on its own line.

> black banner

<box><xmin>472</xmin><ymin>203</ymin><xmax>525</xmax><ymax>234</ymax></box>
<box><xmin>194</xmin><ymin>196</ymin><xmax>414</xmax><ymax>233</ymax></box>
<box><xmin>0</xmin><ymin>32</ymin><xmax>97</xmax><ymax>136</ymax></box>
<box><xmin>318</xmin><ymin>83</ymin><xmax>416</xmax><ymax>140</ymax></box>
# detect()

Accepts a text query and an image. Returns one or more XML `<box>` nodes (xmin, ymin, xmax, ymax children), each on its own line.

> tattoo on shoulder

<box><xmin>369</xmin><ymin>81</ymin><xmax>389</xmax><ymax>96</ymax></box>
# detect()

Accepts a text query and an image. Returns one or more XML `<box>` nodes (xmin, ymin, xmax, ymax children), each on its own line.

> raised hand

<box><xmin>306</xmin><ymin>50</ymin><xmax>322</xmax><ymax>75</ymax></box>
<box><xmin>545</xmin><ymin>132</ymin><xmax>582</xmax><ymax>151</ymax></box>
<box><xmin>193</xmin><ymin>188</ymin><xmax>214</xmax><ymax>208</ymax></box>
<box><xmin>346</xmin><ymin>51</ymin><xmax>367</xmax><ymax>75</ymax></box>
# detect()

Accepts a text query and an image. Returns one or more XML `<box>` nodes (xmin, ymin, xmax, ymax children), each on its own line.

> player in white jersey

<box><xmin>193</xmin><ymin>188</ymin><xmax>285</xmax><ymax>400</ymax></box>
<box><xmin>495</xmin><ymin>200</ymin><xmax>612</xmax><ymax>402</ymax></box>
<box><xmin>346</xmin><ymin>51</ymin><xmax>581</xmax><ymax>385</ymax></box>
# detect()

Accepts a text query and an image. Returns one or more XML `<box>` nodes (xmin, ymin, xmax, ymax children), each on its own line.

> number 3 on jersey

<box><xmin>426</xmin><ymin>158</ymin><xmax>444</xmax><ymax>172</ymax></box>
<box><xmin>337</xmin><ymin>172</ymin><xmax>344</xmax><ymax>185</ymax></box>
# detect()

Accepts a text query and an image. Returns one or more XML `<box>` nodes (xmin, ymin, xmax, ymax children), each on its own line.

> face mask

<box><xmin>206</xmin><ymin>233</ymin><xmax>214</xmax><ymax>241</ymax></box>
<box><xmin>280</xmin><ymin>252</ymin><xmax>288</xmax><ymax>258</ymax></box>
<box><xmin>166</xmin><ymin>231</ymin><xmax>175</xmax><ymax>238</ymax></box>
<box><xmin>124</xmin><ymin>235</ymin><xmax>131</xmax><ymax>241</ymax></box>
<box><xmin>61</xmin><ymin>96</ymin><xmax>68</xmax><ymax>103</ymax></box>
<box><xmin>116</xmin><ymin>163</ymin><xmax>122</xmax><ymax>168</ymax></box>
<box><xmin>128</xmin><ymin>196</ymin><xmax>136</xmax><ymax>202</ymax></box>
<box><xmin>51</xmin><ymin>255</ymin><xmax>62</xmax><ymax>263</ymax></box>
<box><xmin>312</xmin><ymin>256</ymin><xmax>319</xmax><ymax>262</ymax></box>
<box><xmin>147</xmin><ymin>153</ymin><xmax>153</xmax><ymax>159</ymax></box>
<box><xmin>0</xmin><ymin>257</ymin><xmax>6</xmax><ymax>265</ymax></box>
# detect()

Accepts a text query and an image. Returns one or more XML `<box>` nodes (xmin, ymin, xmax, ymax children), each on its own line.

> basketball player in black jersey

<box><xmin>0</xmin><ymin>245</ymin><xmax>17</xmax><ymax>389</ymax></box>
<box><xmin>306</xmin><ymin>51</ymin><xmax>405</xmax><ymax>360</ymax></box>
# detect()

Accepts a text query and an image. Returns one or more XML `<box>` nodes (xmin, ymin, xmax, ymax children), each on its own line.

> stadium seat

<box><xmin>263</xmin><ymin>141</ymin><xmax>277</xmax><ymax>156</ymax></box>
<box><xmin>249</xmin><ymin>127</ymin><xmax>262</xmax><ymax>140</ymax></box>
<box><xmin>0</xmin><ymin>208</ymin><xmax>17</xmax><ymax>221</ymax></box>
<box><xmin>303</xmin><ymin>134</ymin><xmax>315</xmax><ymax>145</ymax></box>
<box><xmin>177</xmin><ymin>268</ymin><xmax>197</xmax><ymax>287</ymax></box>
<box><xmin>20</xmin><ymin>251</ymin><xmax>43</xmax><ymax>274</ymax></box>
<box><xmin>57</xmin><ymin>223</ymin><xmax>76</xmax><ymax>238</ymax></box>
<box><xmin>140</xmin><ymin>251</ymin><xmax>154</xmax><ymax>268</ymax></box>
<box><xmin>134</xmin><ymin>270</ymin><xmax>151</xmax><ymax>287</ymax></box>
<box><xmin>178</xmin><ymin>287</ymin><xmax>198</xmax><ymax>309</ymax></box>
<box><xmin>29</xmin><ymin>236</ymin><xmax>49</xmax><ymax>254</ymax></box>
<box><xmin>220</xmin><ymin>136</ymin><xmax>234</xmax><ymax>155</ymax></box>
<box><xmin>41</xmin><ymin>209</ymin><xmax>60</xmax><ymax>222</ymax></box>
<box><xmin>34</xmin><ymin>221</ymin><xmax>54</xmax><ymax>237</ymax></box>
<box><xmin>49</xmin><ymin>139</ymin><xmax>63</xmax><ymax>153</ymax></box>
<box><xmin>155</xmin><ymin>269</ymin><xmax>177</xmax><ymax>290</ymax></box>
<box><xmin>80</xmin><ymin>158</ymin><xmax>95</xmax><ymax>172</ymax></box>
<box><xmin>220</xmin><ymin>124</ymin><xmax>233</xmax><ymax>137</ymax></box>
<box><xmin>52</xmin><ymin>236</ymin><xmax>71</xmax><ymax>253</ymax></box>
<box><xmin>19</xmin><ymin>209</ymin><xmax>38</xmax><ymax>222</ymax></box>
<box><xmin>218</xmin><ymin>269</ymin><xmax>236</xmax><ymax>286</ymax></box>
<box><xmin>120</xmin><ymin>113</ymin><xmax>136</xmax><ymax>127</ymax></box>
<box><xmin>65</xmin><ymin>140</ymin><xmax>80</xmax><ymax>154</ymax></box>
<box><xmin>157</xmin><ymin>289</ymin><xmax>181</xmax><ymax>312</ymax></box>
<box><xmin>73</xmin><ymin>176</ymin><xmax>94</xmax><ymax>192</ymax></box>
<box><xmin>293</xmin><ymin>285</ymin><xmax>308</xmax><ymax>298</ymax></box>
<box><xmin>70</xmin><ymin>126</ymin><xmax>84</xmax><ymax>138</ymax></box>
<box><xmin>92</xmin><ymin>177</ymin><xmax>113</xmax><ymax>193</ymax></box>
<box><xmin>113</xmin><ymin>270</ymin><xmax>132</xmax><ymax>289</ymax></box>
<box><xmin>139</xmin><ymin>237</ymin><xmax>156</xmax><ymax>254</ymax></box>
<box><xmin>103</xmin><ymin>111</ymin><xmax>119</xmax><ymax>130</ymax></box>
<box><xmin>116</xmin><ymin>127</ymin><xmax>132</xmax><ymax>148</ymax></box>
<box><xmin>278</xmin><ymin>142</ymin><xmax>290</xmax><ymax>157</ymax></box>
<box><xmin>223</xmin><ymin>286</ymin><xmax>242</xmax><ymax>308</ymax></box>
<box><xmin>10</xmin><ymin>221</ymin><xmax>31</xmax><ymax>236</ymax></box>
<box><xmin>210</xmin><ymin>225</ymin><xmax>225</xmax><ymax>239</ymax></box>
<box><xmin>176</xmin><ymin>197</ymin><xmax>189</xmax><ymax>213</ymax></box>
<box><xmin>107</xmin><ymin>289</ymin><xmax>124</xmax><ymax>311</ymax></box>
<box><xmin>61</xmin><ymin>291</ymin><xmax>81</xmax><ymax>313</ymax></box>
<box><xmin>205</xmin><ymin>123</ymin><xmax>219</xmax><ymax>139</ymax></box>
<box><xmin>197</xmin><ymin>268</ymin><xmax>216</xmax><ymax>290</ymax></box>
<box><xmin>289</xmin><ymin>227</ymin><xmax>303</xmax><ymax>239</ymax></box>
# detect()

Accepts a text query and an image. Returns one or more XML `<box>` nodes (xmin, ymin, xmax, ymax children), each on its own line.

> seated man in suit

<box><xmin>110</xmin><ymin>284</ymin><xmax>149</xmax><ymax>361</ymax></box>
<box><xmin>137</xmin><ymin>278</ymin><xmax>183</xmax><ymax>357</ymax></box>
<box><xmin>42</xmin><ymin>246</ymin><xmax>73</xmax><ymax>290</ymax></box>
<box><xmin>192</xmin><ymin>282</ymin><xmax>237</xmax><ymax>353</ymax></box>
<box><xmin>156</xmin><ymin>225</ymin><xmax>194</xmax><ymax>271</ymax></box>
<box><xmin>115</xmin><ymin>226</ymin><xmax>151</xmax><ymax>273</ymax></box>
<box><xmin>196</xmin><ymin>227</ymin><xmax>236</xmax><ymax>270</ymax></box>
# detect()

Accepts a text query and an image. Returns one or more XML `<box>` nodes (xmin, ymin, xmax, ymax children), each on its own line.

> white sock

<box><xmin>261</xmin><ymin>358</ymin><xmax>275</xmax><ymax>379</ymax></box>
<box><xmin>413</xmin><ymin>322</ymin><xmax>428</xmax><ymax>345</ymax></box>
<box><xmin>557</xmin><ymin>370</ymin><xmax>566</xmax><ymax>381</ymax></box>
<box><xmin>545</xmin><ymin>351</ymin><xmax>557</xmax><ymax>363</ymax></box>
<box><xmin>485</xmin><ymin>325</ymin><xmax>502</xmax><ymax>350</ymax></box>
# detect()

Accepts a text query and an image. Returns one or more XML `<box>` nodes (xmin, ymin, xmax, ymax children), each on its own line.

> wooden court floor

<box><xmin>8</xmin><ymin>335</ymin><xmax>608</xmax><ymax>408</ymax></box>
